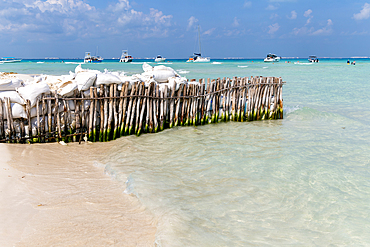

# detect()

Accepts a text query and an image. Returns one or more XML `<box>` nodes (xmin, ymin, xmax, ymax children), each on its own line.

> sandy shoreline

<box><xmin>0</xmin><ymin>142</ymin><xmax>156</xmax><ymax>246</ymax></box>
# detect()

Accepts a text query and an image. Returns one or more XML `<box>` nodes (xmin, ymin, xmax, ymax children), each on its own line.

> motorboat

<box><xmin>187</xmin><ymin>25</ymin><xmax>210</xmax><ymax>63</ymax></box>
<box><xmin>264</xmin><ymin>53</ymin><xmax>280</xmax><ymax>62</ymax></box>
<box><xmin>155</xmin><ymin>55</ymin><xmax>166</xmax><ymax>62</ymax></box>
<box><xmin>84</xmin><ymin>52</ymin><xmax>103</xmax><ymax>63</ymax></box>
<box><xmin>120</xmin><ymin>50</ymin><xmax>133</xmax><ymax>63</ymax></box>
<box><xmin>187</xmin><ymin>53</ymin><xmax>210</xmax><ymax>62</ymax></box>
<box><xmin>0</xmin><ymin>57</ymin><xmax>22</xmax><ymax>63</ymax></box>
<box><xmin>308</xmin><ymin>55</ymin><xmax>319</xmax><ymax>63</ymax></box>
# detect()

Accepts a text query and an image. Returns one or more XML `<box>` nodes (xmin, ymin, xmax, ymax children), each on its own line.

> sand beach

<box><xmin>0</xmin><ymin>142</ymin><xmax>156</xmax><ymax>247</ymax></box>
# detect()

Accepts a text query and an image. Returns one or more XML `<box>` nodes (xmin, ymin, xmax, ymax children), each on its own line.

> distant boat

<box><xmin>155</xmin><ymin>55</ymin><xmax>166</xmax><ymax>62</ymax></box>
<box><xmin>120</xmin><ymin>50</ymin><xmax>133</xmax><ymax>63</ymax></box>
<box><xmin>264</xmin><ymin>53</ymin><xmax>280</xmax><ymax>62</ymax></box>
<box><xmin>0</xmin><ymin>57</ymin><xmax>22</xmax><ymax>63</ymax></box>
<box><xmin>84</xmin><ymin>52</ymin><xmax>103</xmax><ymax>63</ymax></box>
<box><xmin>187</xmin><ymin>25</ymin><xmax>210</xmax><ymax>63</ymax></box>
<box><xmin>308</xmin><ymin>55</ymin><xmax>319</xmax><ymax>63</ymax></box>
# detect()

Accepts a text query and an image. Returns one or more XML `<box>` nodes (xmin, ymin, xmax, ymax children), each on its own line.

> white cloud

<box><xmin>353</xmin><ymin>3</ymin><xmax>370</xmax><ymax>20</ymax></box>
<box><xmin>0</xmin><ymin>0</ymin><xmax>173</xmax><ymax>41</ymax></box>
<box><xmin>266</xmin><ymin>4</ymin><xmax>278</xmax><ymax>10</ymax></box>
<box><xmin>304</xmin><ymin>9</ymin><xmax>312</xmax><ymax>17</ymax></box>
<box><xmin>311</xmin><ymin>19</ymin><xmax>333</xmax><ymax>35</ymax></box>
<box><xmin>268</xmin><ymin>23</ymin><xmax>280</xmax><ymax>34</ymax></box>
<box><xmin>292</xmin><ymin>19</ymin><xmax>333</xmax><ymax>36</ymax></box>
<box><xmin>187</xmin><ymin>16</ymin><xmax>198</xmax><ymax>31</ymax></box>
<box><xmin>288</xmin><ymin>10</ymin><xmax>297</xmax><ymax>19</ymax></box>
<box><xmin>203</xmin><ymin>28</ymin><xmax>216</xmax><ymax>35</ymax></box>
<box><xmin>303</xmin><ymin>9</ymin><xmax>313</xmax><ymax>25</ymax></box>
<box><xmin>270</xmin><ymin>13</ymin><xmax>279</xmax><ymax>19</ymax></box>
<box><xmin>232</xmin><ymin>17</ymin><xmax>239</xmax><ymax>27</ymax></box>
<box><xmin>107</xmin><ymin>0</ymin><xmax>130</xmax><ymax>12</ymax></box>
<box><xmin>244</xmin><ymin>1</ymin><xmax>252</xmax><ymax>8</ymax></box>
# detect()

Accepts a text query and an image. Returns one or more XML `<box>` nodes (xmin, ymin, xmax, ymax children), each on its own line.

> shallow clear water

<box><xmin>3</xmin><ymin>59</ymin><xmax>370</xmax><ymax>246</ymax></box>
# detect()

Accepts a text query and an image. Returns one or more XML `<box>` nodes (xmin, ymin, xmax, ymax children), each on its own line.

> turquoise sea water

<box><xmin>2</xmin><ymin>59</ymin><xmax>370</xmax><ymax>246</ymax></box>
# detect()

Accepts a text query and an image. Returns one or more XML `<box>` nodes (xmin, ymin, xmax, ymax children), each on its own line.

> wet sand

<box><xmin>0</xmin><ymin>142</ymin><xmax>156</xmax><ymax>246</ymax></box>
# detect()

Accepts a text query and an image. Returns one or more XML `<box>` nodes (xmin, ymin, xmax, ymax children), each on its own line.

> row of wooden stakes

<box><xmin>0</xmin><ymin>76</ymin><xmax>284</xmax><ymax>143</ymax></box>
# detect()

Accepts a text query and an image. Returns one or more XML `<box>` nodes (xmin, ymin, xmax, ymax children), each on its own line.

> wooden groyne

<box><xmin>0</xmin><ymin>76</ymin><xmax>284</xmax><ymax>143</ymax></box>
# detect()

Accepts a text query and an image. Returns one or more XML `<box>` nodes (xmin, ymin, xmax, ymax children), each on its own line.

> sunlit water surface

<box><xmin>3</xmin><ymin>58</ymin><xmax>370</xmax><ymax>246</ymax></box>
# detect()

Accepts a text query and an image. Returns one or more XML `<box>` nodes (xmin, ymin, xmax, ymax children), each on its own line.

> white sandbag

<box><xmin>42</xmin><ymin>75</ymin><xmax>63</xmax><ymax>91</ymax></box>
<box><xmin>2</xmin><ymin>103</ymin><xmax>26</xmax><ymax>119</ymax></box>
<box><xmin>142</xmin><ymin>62</ymin><xmax>153</xmax><ymax>72</ymax></box>
<box><xmin>17</xmin><ymin>82</ymin><xmax>50</xmax><ymax>107</ymax></box>
<box><xmin>75</xmin><ymin>64</ymin><xmax>101</xmax><ymax>75</ymax></box>
<box><xmin>75</xmin><ymin>72</ymin><xmax>97</xmax><ymax>91</ymax></box>
<box><xmin>141</xmin><ymin>62</ymin><xmax>178</xmax><ymax>83</ymax></box>
<box><xmin>23</xmin><ymin>75</ymin><xmax>45</xmax><ymax>86</ymax></box>
<box><xmin>142</xmin><ymin>70</ymin><xmax>177</xmax><ymax>83</ymax></box>
<box><xmin>58</xmin><ymin>81</ymin><xmax>78</xmax><ymax>97</ymax></box>
<box><xmin>0</xmin><ymin>91</ymin><xmax>25</xmax><ymax>105</ymax></box>
<box><xmin>153</xmin><ymin>65</ymin><xmax>177</xmax><ymax>72</ymax></box>
<box><xmin>0</xmin><ymin>78</ymin><xmax>23</xmax><ymax>91</ymax></box>
<box><xmin>95</xmin><ymin>72</ymin><xmax>122</xmax><ymax>86</ymax></box>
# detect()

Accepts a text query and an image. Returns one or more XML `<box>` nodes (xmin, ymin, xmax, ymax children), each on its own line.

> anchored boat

<box><xmin>155</xmin><ymin>55</ymin><xmax>166</xmax><ymax>62</ymax></box>
<box><xmin>264</xmin><ymin>53</ymin><xmax>280</xmax><ymax>62</ymax></box>
<box><xmin>0</xmin><ymin>57</ymin><xmax>22</xmax><ymax>63</ymax></box>
<box><xmin>120</xmin><ymin>50</ymin><xmax>133</xmax><ymax>63</ymax></box>
<box><xmin>84</xmin><ymin>52</ymin><xmax>103</xmax><ymax>63</ymax></box>
<box><xmin>187</xmin><ymin>25</ymin><xmax>210</xmax><ymax>63</ymax></box>
<box><xmin>308</xmin><ymin>55</ymin><xmax>319</xmax><ymax>63</ymax></box>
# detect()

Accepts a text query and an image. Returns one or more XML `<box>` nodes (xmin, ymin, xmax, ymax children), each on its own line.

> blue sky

<box><xmin>1</xmin><ymin>0</ymin><xmax>370</xmax><ymax>59</ymax></box>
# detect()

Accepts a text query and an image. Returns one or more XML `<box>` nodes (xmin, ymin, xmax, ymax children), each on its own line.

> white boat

<box><xmin>0</xmin><ymin>57</ymin><xmax>22</xmax><ymax>63</ymax></box>
<box><xmin>187</xmin><ymin>26</ymin><xmax>210</xmax><ymax>63</ymax></box>
<box><xmin>264</xmin><ymin>53</ymin><xmax>280</xmax><ymax>62</ymax></box>
<box><xmin>84</xmin><ymin>52</ymin><xmax>103</xmax><ymax>63</ymax></box>
<box><xmin>120</xmin><ymin>50</ymin><xmax>133</xmax><ymax>63</ymax></box>
<box><xmin>308</xmin><ymin>55</ymin><xmax>319</xmax><ymax>63</ymax></box>
<box><xmin>155</xmin><ymin>55</ymin><xmax>166</xmax><ymax>62</ymax></box>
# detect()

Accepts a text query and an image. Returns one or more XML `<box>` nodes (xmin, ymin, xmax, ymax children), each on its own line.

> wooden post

<box><xmin>180</xmin><ymin>84</ymin><xmax>187</xmax><ymax>126</ymax></box>
<box><xmin>113</xmin><ymin>84</ymin><xmax>118</xmax><ymax>140</ymax></box>
<box><xmin>5</xmin><ymin>98</ymin><xmax>13</xmax><ymax>142</ymax></box>
<box><xmin>145</xmin><ymin>82</ymin><xmax>152</xmax><ymax>133</ymax></box>
<box><xmin>120</xmin><ymin>82</ymin><xmax>129</xmax><ymax>136</ymax></box>
<box><xmin>103</xmin><ymin>85</ymin><xmax>109</xmax><ymax>141</ymax></box>
<box><xmin>117</xmin><ymin>84</ymin><xmax>124</xmax><ymax>137</ymax></box>
<box><xmin>193</xmin><ymin>83</ymin><xmax>199</xmax><ymax>125</ymax></box>
<box><xmin>199</xmin><ymin>81</ymin><xmax>205</xmax><ymax>125</ymax></box>
<box><xmin>88</xmin><ymin>87</ymin><xmax>94</xmax><ymax>141</ymax></box>
<box><xmin>36</xmin><ymin>97</ymin><xmax>40</xmax><ymax>142</ymax></box>
<box><xmin>92</xmin><ymin>88</ymin><xmax>98</xmax><ymax>142</ymax></box>
<box><xmin>81</xmin><ymin>93</ymin><xmax>86</xmax><ymax>140</ymax></box>
<box><xmin>125</xmin><ymin>82</ymin><xmax>136</xmax><ymax>135</ymax></box>
<box><xmin>169</xmin><ymin>84</ymin><xmax>176</xmax><ymax>128</ymax></box>
<box><xmin>137</xmin><ymin>86</ymin><xmax>148</xmax><ymax>136</ymax></box>
<box><xmin>159</xmin><ymin>86</ymin><xmax>165</xmax><ymax>131</ymax></box>
<box><xmin>134</xmin><ymin>82</ymin><xmax>143</xmax><ymax>135</ymax></box>
<box><xmin>55</xmin><ymin>92</ymin><xmax>62</xmax><ymax>141</ymax></box>
<box><xmin>106</xmin><ymin>84</ymin><xmax>113</xmax><ymax>140</ymax></box>
<box><xmin>0</xmin><ymin>99</ymin><xmax>3</xmax><ymax>140</ymax></box>
<box><xmin>163</xmin><ymin>85</ymin><xmax>168</xmax><ymax>128</ymax></box>
<box><xmin>174</xmin><ymin>84</ymin><xmax>183</xmax><ymax>127</ymax></box>
<box><xmin>99</xmin><ymin>85</ymin><xmax>104</xmax><ymax>142</ymax></box>
<box><xmin>47</xmin><ymin>97</ymin><xmax>52</xmax><ymax>136</ymax></box>
<box><xmin>65</xmin><ymin>99</ymin><xmax>72</xmax><ymax>142</ymax></box>
<box><xmin>41</xmin><ymin>95</ymin><xmax>46</xmax><ymax>142</ymax></box>
<box><xmin>154</xmin><ymin>84</ymin><xmax>159</xmax><ymax>132</ymax></box>
<box><xmin>74</xmin><ymin>92</ymin><xmax>80</xmax><ymax>143</ymax></box>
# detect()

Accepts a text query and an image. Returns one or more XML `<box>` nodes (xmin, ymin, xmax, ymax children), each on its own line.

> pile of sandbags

<box><xmin>0</xmin><ymin>63</ymin><xmax>192</xmax><ymax>121</ymax></box>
